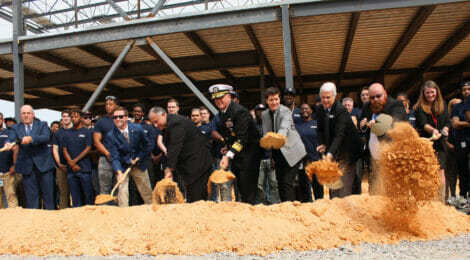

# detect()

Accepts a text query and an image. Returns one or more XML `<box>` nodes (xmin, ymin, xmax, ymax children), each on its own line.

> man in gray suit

<box><xmin>261</xmin><ymin>87</ymin><xmax>307</xmax><ymax>201</ymax></box>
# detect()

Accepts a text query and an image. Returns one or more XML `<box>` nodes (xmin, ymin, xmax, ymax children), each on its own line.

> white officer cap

<box><xmin>209</xmin><ymin>84</ymin><xmax>233</xmax><ymax>99</ymax></box>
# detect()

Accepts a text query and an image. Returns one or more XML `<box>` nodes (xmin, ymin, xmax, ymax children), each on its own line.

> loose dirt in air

<box><xmin>378</xmin><ymin>122</ymin><xmax>442</xmax><ymax>234</ymax></box>
<box><xmin>260</xmin><ymin>132</ymin><xmax>287</xmax><ymax>149</ymax></box>
<box><xmin>305</xmin><ymin>159</ymin><xmax>343</xmax><ymax>187</ymax></box>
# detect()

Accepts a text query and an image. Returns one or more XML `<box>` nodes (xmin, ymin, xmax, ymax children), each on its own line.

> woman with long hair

<box><xmin>414</xmin><ymin>80</ymin><xmax>451</xmax><ymax>201</ymax></box>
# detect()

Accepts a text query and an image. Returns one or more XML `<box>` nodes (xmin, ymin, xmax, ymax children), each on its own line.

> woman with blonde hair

<box><xmin>414</xmin><ymin>80</ymin><xmax>451</xmax><ymax>201</ymax></box>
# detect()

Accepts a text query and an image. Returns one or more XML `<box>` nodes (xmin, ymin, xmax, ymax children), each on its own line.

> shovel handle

<box><xmin>109</xmin><ymin>163</ymin><xmax>137</xmax><ymax>196</ymax></box>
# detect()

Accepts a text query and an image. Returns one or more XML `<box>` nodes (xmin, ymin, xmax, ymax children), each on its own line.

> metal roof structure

<box><xmin>1</xmin><ymin>0</ymin><xmax>470</xmax><ymax>116</ymax></box>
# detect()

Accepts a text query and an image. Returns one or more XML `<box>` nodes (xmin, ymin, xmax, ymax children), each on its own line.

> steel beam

<box><xmin>184</xmin><ymin>31</ymin><xmax>236</xmax><ymax>86</ymax></box>
<box><xmin>244</xmin><ymin>25</ymin><xmax>279</xmax><ymax>89</ymax></box>
<box><xmin>0</xmin><ymin>57</ymin><xmax>44</xmax><ymax>78</ymax></box>
<box><xmin>78</xmin><ymin>45</ymin><xmax>129</xmax><ymax>69</ymax></box>
<box><xmin>12</xmin><ymin>0</ymin><xmax>24</xmax><ymax>121</ymax></box>
<box><xmin>106</xmin><ymin>0</ymin><xmax>131</xmax><ymax>20</ymax></box>
<box><xmin>337</xmin><ymin>12</ymin><xmax>360</xmax><ymax>88</ymax></box>
<box><xmin>380</xmin><ymin>6</ymin><xmax>435</xmax><ymax>74</ymax></box>
<box><xmin>12</xmin><ymin>0</ymin><xmax>467</xmax><ymax>53</ymax></box>
<box><xmin>281</xmin><ymin>5</ymin><xmax>294</xmax><ymax>91</ymax></box>
<box><xmin>393</xmin><ymin>18</ymin><xmax>470</xmax><ymax>96</ymax></box>
<box><xmin>83</xmin><ymin>41</ymin><xmax>134</xmax><ymax>112</ymax></box>
<box><xmin>145</xmin><ymin>37</ymin><xmax>218</xmax><ymax>115</ymax></box>
<box><xmin>0</xmin><ymin>41</ymin><xmax>11</xmax><ymax>55</ymax></box>
<box><xmin>0</xmin><ymin>50</ymin><xmax>259</xmax><ymax>92</ymax></box>
<box><xmin>438</xmin><ymin>55</ymin><xmax>470</xmax><ymax>96</ymax></box>
<box><xmin>148</xmin><ymin>0</ymin><xmax>168</xmax><ymax>17</ymax></box>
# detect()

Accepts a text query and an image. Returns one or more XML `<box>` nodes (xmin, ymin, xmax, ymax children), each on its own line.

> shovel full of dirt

<box><xmin>305</xmin><ymin>158</ymin><xmax>343</xmax><ymax>190</ymax></box>
<box><xmin>207</xmin><ymin>169</ymin><xmax>236</xmax><ymax>202</ymax></box>
<box><xmin>94</xmin><ymin>160</ymin><xmax>140</xmax><ymax>205</ymax></box>
<box><xmin>152</xmin><ymin>178</ymin><xmax>185</xmax><ymax>206</ymax></box>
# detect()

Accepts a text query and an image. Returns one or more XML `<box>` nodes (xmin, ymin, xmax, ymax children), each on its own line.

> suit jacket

<box><xmin>359</xmin><ymin>97</ymin><xmax>408</xmax><ymax>142</ymax></box>
<box><xmin>107</xmin><ymin>123</ymin><xmax>150</xmax><ymax>172</ymax></box>
<box><xmin>165</xmin><ymin>114</ymin><xmax>213</xmax><ymax>185</ymax></box>
<box><xmin>218</xmin><ymin>101</ymin><xmax>261</xmax><ymax>157</ymax></box>
<box><xmin>11</xmin><ymin>120</ymin><xmax>55</xmax><ymax>175</ymax></box>
<box><xmin>261</xmin><ymin>105</ymin><xmax>306</xmax><ymax>167</ymax></box>
<box><xmin>317</xmin><ymin>100</ymin><xmax>362</xmax><ymax>165</ymax></box>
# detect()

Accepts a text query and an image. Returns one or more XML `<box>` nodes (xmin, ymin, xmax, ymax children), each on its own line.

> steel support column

<box><xmin>281</xmin><ymin>5</ymin><xmax>294</xmax><ymax>91</ymax></box>
<box><xmin>82</xmin><ymin>41</ymin><xmax>134</xmax><ymax>112</ymax></box>
<box><xmin>145</xmin><ymin>37</ymin><xmax>218</xmax><ymax>115</ymax></box>
<box><xmin>12</xmin><ymin>0</ymin><xmax>24</xmax><ymax>121</ymax></box>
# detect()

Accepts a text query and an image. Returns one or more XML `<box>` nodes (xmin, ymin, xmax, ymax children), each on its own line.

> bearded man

<box><xmin>358</xmin><ymin>83</ymin><xmax>408</xmax><ymax>194</ymax></box>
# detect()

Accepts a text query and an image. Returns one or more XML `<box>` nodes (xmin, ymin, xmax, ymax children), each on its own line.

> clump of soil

<box><xmin>305</xmin><ymin>160</ymin><xmax>343</xmax><ymax>188</ymax></box>
<box><xmin>378</xmin><ymin>122</ymin><xmax>442</xmax><ymax>233</ymax></box>
<box><xmin>260</xmin><ymin>132</ymin><xmax>287</xmax><ymax>149</ymax></box>
<box><xmin>152</xmin><ymin>178</ymin><xmax>184</xmax><ymax>207</ymax></box>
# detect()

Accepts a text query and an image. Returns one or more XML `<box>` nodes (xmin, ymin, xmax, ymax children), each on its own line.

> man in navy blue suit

<box><xmin>6</xmin><ymin>105</ymin><xmax>55</xmax><ymax>209</ymax></box>
<box><xmin>107</xmin><ymin>106</ymin><xmax>153</xmax><ymax>207</ymax></box>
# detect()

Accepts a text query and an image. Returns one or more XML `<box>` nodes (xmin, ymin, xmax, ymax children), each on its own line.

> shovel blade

<box><xmin>94</xmin><ymin>194</ymin><xmax>116</xmax><ymax>205</ymax></box>
<box><xmin>153</xmin><ymin>178</ymin><xmax>184</xmax><ymax>205</ymax></box>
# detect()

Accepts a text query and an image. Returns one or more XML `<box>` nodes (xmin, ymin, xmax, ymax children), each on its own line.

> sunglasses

<box><xmin>83</xmin><ymin>116</ymin><xmax>92</xmax><ymax>119</ymax></box>
<box><xmin>113</xmin><ymin>115</ymin><xmax>126</xmax><ymax>119</ymax></box>
<box><xmin>369</xmin><ymin>92</ymin><xmax>383</xmax><ymax>100</ymax></box>
<box><xmin>105</xmin><ymin>95</ymin><xmax>117</xmax><ymax>101</ymax></box>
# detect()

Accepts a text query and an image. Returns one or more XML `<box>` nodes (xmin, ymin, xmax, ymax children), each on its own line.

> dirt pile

<box><xmin>378</xmin><ymin>122</ymin><xmax>442</xmax><ymax>233</ymax></box>
<box><xmin>0</xmin><ymin>197</ymin><xmax>467</xmax><ymax>256</ymax></box>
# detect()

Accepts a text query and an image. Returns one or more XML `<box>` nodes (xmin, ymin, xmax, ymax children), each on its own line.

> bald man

<box><xmin>358</xmin><ymin>83</ymin><xmax>408</xmax><ymax>194</ymax></box>
<box><xmin>6</xmin><ymin>105</ymin><xmax>56</xmax><ymax>209</ymax></box>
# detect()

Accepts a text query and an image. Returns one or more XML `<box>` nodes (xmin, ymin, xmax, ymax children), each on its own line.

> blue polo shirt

<box><xmin>65</xmin><ymin>127</ymin><xmax>93</xmax><ymax>172</ymax></box>
<box><xmin>295</xmin><ymin>119</ymin><xmax>320</xmax><ymax>161</ymax></box>
<box><xmin>52</xmin><ymin>127</ymin><xmax>72</xmax><ymax>164</ymax></box>
<box><xmin>452</xmin><ymin>101</ymin><xmax>470</xmax><ymax>143</ymax></box>
<box><xmin>292</xmin><ymin>107</ymin><xmax>302</xmax><ymax>124</ymax></box>
<box><xmin>93</xmin><ymin>116</ymin><xmax>115</xmax><ymax>154</ymax></box>
<box><xmin>0</xmin><ymin>128</ymin><xmax>14</xmax><ymax>173</ymax></box>
<box><xmin>140</xmin><ymin>122</ymin><xmax>157</xmax><ymax>153</ymax></box>
<box><xmin>198</xmin><ymin>123</ymin><xmax>212</xmax><ymax>140</ymax></box>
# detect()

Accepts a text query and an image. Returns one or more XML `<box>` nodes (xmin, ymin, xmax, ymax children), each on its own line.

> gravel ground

<box><xmin>2</xmin><ymin>233</ymin><xmax>468</xmax><ymax>259</ymax></box>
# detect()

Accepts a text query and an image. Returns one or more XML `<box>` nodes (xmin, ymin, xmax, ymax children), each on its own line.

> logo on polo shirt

<box><xmin>0</xmin><ymin>135</ymin><xmax>8</xmax><ymax>138</ymax></box>
<box><xmin>78</xmin><ymin>134</ymin><xmax>86</xmax><ymax>138</ymax></box>
<box><xmin>310</xmin><ymin>125</ymin><xmax>317</xmax><ymax>129</ymax></box>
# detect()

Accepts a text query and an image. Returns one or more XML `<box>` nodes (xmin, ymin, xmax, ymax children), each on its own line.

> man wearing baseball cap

<box><xmin>209</xmin><ymin>84</ymin><xmax>262</xmax><ymax>204</ymax></box>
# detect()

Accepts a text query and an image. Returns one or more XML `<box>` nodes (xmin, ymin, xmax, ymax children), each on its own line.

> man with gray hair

<box><xmin>316</xmin><ymin>82</ymin><xmax>362</xmax><ymax>198</ymax></box>
<box><xmin>148</xmin><ymin>107</ymin><xmax>213</xmax><ymax>202</ymax></box>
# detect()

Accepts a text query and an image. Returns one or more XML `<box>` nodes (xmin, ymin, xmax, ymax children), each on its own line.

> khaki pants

<box><xmin>56</xmin><ymin>167</ymin><xmax>69</xmax><ymax>209</ymax></box>
<box><xmin>3</xmin><ymin>173</ymin><xmax>22</xmax><ymax>208</ymax></box>
<box><xmin>118</xmin><ymin>167</ymin><xmax>152</xmax><ymax>207</ymax></box>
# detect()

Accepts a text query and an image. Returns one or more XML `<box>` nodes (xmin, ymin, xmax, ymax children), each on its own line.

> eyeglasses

<box><xmin>83</xmin><ymin>116</ymin><xmax>92</xmax><ymax>119</ymax></box>
<box><xmin>113</xmin><ymin>115</ymin><xmax>126</xmax><ymax>119</ymax></box>
<box><xmin>369</xmin><ymin>92</ymin><xmax>383</xmax><ymax>100</ymax></box>
<box><xmin>105</xmin><ymin>96</ymin><xmax>117</xmax><ymax>101</ymax></box>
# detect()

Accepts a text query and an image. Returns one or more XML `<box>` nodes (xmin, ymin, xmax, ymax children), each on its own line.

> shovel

<box><xmin>94</xmin><ymin>159</ymin><xmax>139</xmax><ymax>205</ymax></box>
<box><xmin>152</xmin><ymin>177</ymin><xmax>184</xmax><ymax>205</ymax></box>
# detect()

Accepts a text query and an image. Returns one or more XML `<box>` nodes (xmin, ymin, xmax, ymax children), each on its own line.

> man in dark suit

<box><xmin>148</xmin><ymin>106</ymin><xmax>213</xmax><ymax>202</ymax></box>
<box><xmin>6</xmin><ymin>105</ymin><xmax>55</xmax><ymax>209</ymax></box>
<box><xmin>316</xmin><ymin>82</ymin><xmax>362</xmax><ymax>198</ymax></box>
<box><xmin>209</xmin><ymin>84</ymin><xmax>262</xmax><ymax>204</ymax></box>
<box><xmin>107</xmin><ymin>107</ymin><xmax>153</xmax><ymax>207</ymax></box>
<box><xmin>358</xmin><ymin>83</ymin><xmax>408</xmax><ymax>194</ymax></box>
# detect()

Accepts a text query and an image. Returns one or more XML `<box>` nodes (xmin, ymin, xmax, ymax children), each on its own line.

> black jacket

<box><xmin>218</xmin><ymin>101</ymin><xmax>261</xmax><ymax>157</ymax></box>
<box><xmin>415</xmin><ymin>105</ymin><xmax>450</xmax><ymax>153</ymax></box>
<box><xmin>359</xmin><ymin>97</ymin><xmax>408</xmax><ymax>142</ymax></box>
<box><xmin>165</xmin><ymin>114</ymin><xmax>213</xmax><ymax>185</ymax></box>
<box><xmin>317</xmin><ymin>100</ymin><xmax>362</xmax><ymax>165</ymax></box>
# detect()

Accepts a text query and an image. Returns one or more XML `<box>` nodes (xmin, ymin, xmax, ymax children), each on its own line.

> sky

<box><xmin>0</xmin><ymin>20</ymin><xmax>61</xmax><ymax>126</ymax></box>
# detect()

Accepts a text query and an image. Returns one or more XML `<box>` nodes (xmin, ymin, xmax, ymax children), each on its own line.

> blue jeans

<box><xmin>67</xmin><ymin>171</ymin><xmax>94</xmax><ymax>207</ymax></box>
<box><xmin>256</xmin><ymin>159</ymin><xmax>280</xmax><ymax>204</ymax></box>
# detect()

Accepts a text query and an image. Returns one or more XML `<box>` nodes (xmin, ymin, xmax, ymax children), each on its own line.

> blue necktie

<box><xmin>26</xmin><ymin>125</ymin><xmax>31</xmax><ymax>136</ymax></box>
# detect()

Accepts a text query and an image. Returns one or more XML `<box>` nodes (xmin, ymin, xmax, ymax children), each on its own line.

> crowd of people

<box><xmin>0</xmin><ymin>80</ymin><xmax>469</xmax><ymax>209</ymax></box>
